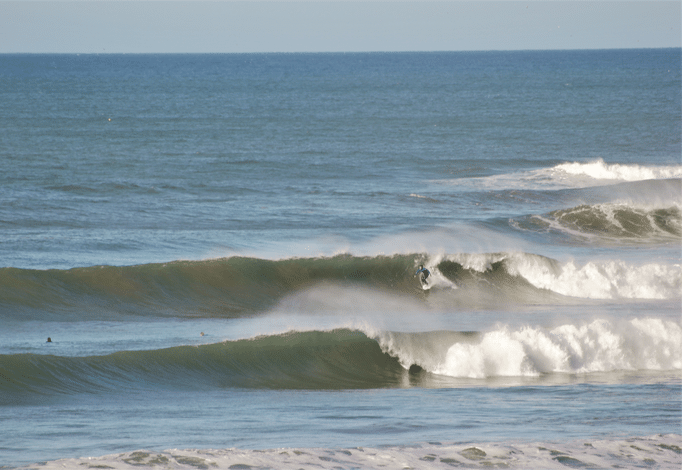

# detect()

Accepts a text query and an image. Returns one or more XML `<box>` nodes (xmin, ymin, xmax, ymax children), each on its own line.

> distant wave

<box><xmin>553</xmin><ymin>159</ymin><xmax>682</xmax><ymax>183</ymax></box>
<box><xmin>512</xmin><ymin>202</ymin><xmax>681</xmax><ymax>241</ymax></box>
<box><xmin>2</xmin><ymin>320</ymin><xmax>679</xmax><ymax>399</ymax></box>
<box><xmin>437</xmin><ymin>159</ymin><xmax>682</xmax><ymax>190</ymax></box>
<box><xmin>0</xmin><ymin>255</ymin><xmax>425</xmax><ymax>319</ymax></box>
<box><xmin>1</xmin><ymin>252</ymin><xmax>679</xmax><ymax>321</ymax></box>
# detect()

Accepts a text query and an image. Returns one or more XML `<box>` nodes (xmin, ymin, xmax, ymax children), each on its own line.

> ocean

<box><xmin>0</xmin><ymin>49</ymin><xmax>680</xmax><ymax>469</ymax></box>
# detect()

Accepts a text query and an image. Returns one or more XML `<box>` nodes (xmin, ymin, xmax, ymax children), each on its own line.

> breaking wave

<box><xmin>2</xmin><ymin>319</ymin><xmax>680</xmax><ymax>400</ymax></box>
<box><xmin>1</xmin><ymin>251</ymin><xmax>679</xmax><ymax>322</ymax></box>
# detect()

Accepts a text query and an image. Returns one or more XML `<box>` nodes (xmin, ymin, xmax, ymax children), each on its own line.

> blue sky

<box><xmin>1</xmin><ymin>1</ymin><xmax>680</xmax><ymax>53</ymax></box>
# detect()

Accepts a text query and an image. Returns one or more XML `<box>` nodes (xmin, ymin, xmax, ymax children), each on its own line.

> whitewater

<box><xmin>1</xmin><ymin>50</ymin><xmax>680</xmax><ymax>469</ymax></box>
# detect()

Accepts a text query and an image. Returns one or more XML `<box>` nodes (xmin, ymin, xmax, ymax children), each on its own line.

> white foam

<box><xmin>554</xmin><ymin>159</ymin><xmax>682</xmax><ymax>182</ymax></box>
<box><xmin>19</xmin><ymin>435</ymin><xmax>682</xmax><ymax>470</ymax></box>
<box><xmin>390</xmin><ymin>318</ymin><xmax>682</xmax><ymax>379</ymax></box>
<box><xmin>434</xmin><ymin>251</ymin><xmax>682</xmax><ymax>300</ymax></box>
<box><xmin>506</xmin><ymin>255</ymin><xmax>681</xmax><ymax>300</ymax></box>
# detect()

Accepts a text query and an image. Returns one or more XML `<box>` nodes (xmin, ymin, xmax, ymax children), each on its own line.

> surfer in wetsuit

<box><xmin>415</xmin><ymin>265</ymin><xmax>430</xmax><ymax>285</ymax></box>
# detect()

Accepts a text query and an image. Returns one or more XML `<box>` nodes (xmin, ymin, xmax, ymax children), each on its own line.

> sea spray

<box><xmin>410</xmin><ymin>319</ymin><xmax>682</xmax><ymax>378</ymax></box>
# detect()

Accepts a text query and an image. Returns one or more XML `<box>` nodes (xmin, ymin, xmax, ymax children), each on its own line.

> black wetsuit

<box><xmin>416</xmin><ymin>267</ymin><xmax>430</xmax><ymax>284</ymax></box>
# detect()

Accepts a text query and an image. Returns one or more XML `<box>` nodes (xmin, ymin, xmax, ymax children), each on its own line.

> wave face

<box><xmin>3</xmin><ymin>320</ymin><xmax>680</xmax><ymax>400</ymax></box>
<box><xmin>0</xmin><ymin>255</ymin><xmax>421</xmax><ymax>319</ymax></box>
<box><xmin>0</xmin><ymin>330</ymin><xmax>406</xmax><ymax>399</ymax></box>
<box><xmin>434</xmin><ymin>252</ymin><xmax>681</xmax><ymax>300</ymax></box>
<box><xmin>2</xmin><ymin>252</ymin><xmax>680</xmax><ymax>323</ymax></box>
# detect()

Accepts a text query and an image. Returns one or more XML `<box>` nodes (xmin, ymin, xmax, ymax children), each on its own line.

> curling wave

<box><xmin>1</xmin><ymin>252</ymin><xmax>679</xmax><ymax>322</ymax></box>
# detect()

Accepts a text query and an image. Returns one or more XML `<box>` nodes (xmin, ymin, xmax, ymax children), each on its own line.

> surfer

<box><xmin>415</xmin><ymin>265</ymin><xmax>430</xmax><ymax>285</ymax></box>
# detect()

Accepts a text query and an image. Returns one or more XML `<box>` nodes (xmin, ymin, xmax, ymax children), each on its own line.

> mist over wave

<box><xmin>2</xmin><ymin>251</ymin><xmax>679</xmax><ymax>321</ymax></box>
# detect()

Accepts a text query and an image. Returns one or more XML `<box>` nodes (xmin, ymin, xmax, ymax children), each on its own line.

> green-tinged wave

<box><xmin>0</xmin><ymin>255</ymin><xmax>423</xmax><ymax>319</ymax></box>
<box><xmin>3</xmin><ymin>318</ymin><xmax>679</xmax><ymax>401</ymax></box>
<box><xmin>2</xmin><ymin>251</ymin><xmax>679</xmax><ymax>321</ymax></box>
<box><xmin>0</xmin><ymin>330</ymin><xmax>415</xmax><ymax>401</ymax></box>
<box><xmin>0</xmin><ymin>253</ymin><xmax>562</xmax><ymax>320</ymax></box>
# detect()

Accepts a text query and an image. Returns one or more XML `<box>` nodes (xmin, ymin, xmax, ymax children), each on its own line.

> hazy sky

<box><xmin>1</xmin><ymin>1</ymin><xmax>680</xmax><ymax>53</ymax></box>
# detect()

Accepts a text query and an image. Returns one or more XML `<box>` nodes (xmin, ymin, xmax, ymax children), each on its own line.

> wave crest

<box><xmin>431</xmin><ymin>252</ymin><xmax>681</xmax><ymax>300</ymax></box>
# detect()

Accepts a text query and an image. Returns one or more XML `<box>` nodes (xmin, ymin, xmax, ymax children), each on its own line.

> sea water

<box><xmin>0</xmin><ymin>50</ymin><xmax>680</xmax><ymax>469</ymax></box>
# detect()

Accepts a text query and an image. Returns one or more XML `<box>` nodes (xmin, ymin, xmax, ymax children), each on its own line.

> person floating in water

<box><xmin>415</xmin><ymin>265</ymin><xmax>430</xmax><ymax>285</ymax></box>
